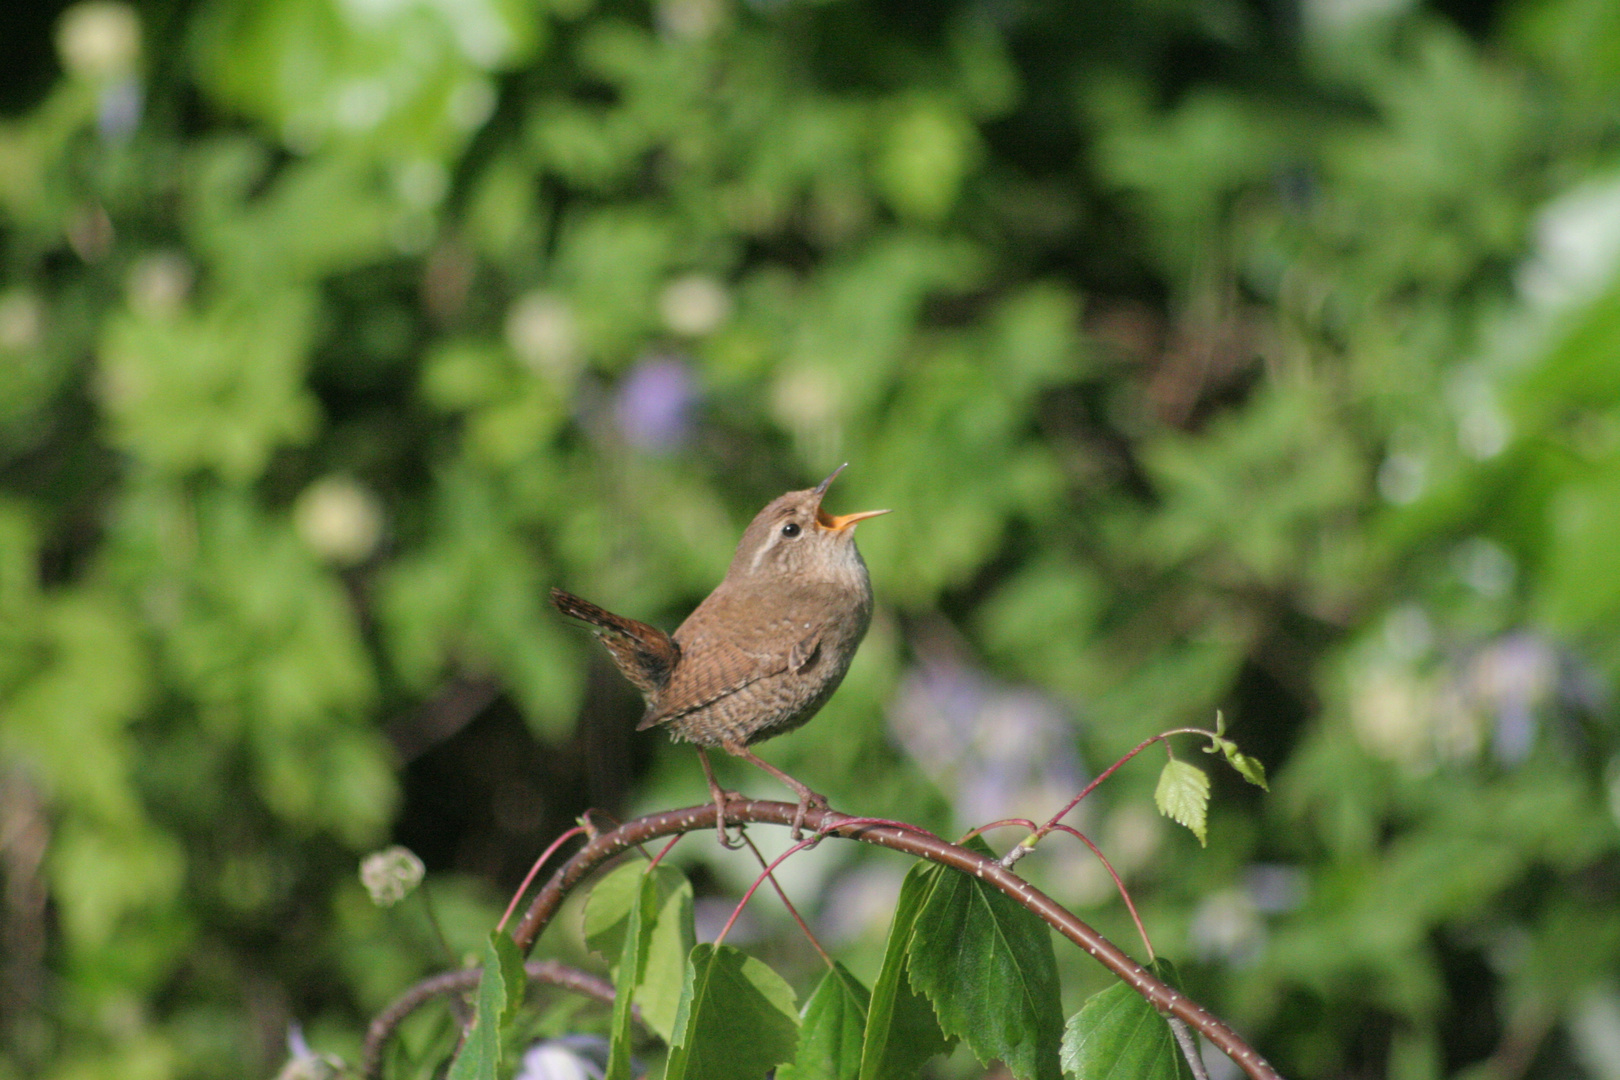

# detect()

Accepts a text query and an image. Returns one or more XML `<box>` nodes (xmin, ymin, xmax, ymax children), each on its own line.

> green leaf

<box><xmin>779</xmin><ymin>962</ymin><xmax>870</xmax><ymax>1080</ymax></box>
<box><xmin>603</xmin><ymin>869</ymin><xmax>659</xmax><ymax>1080</ymax></box>
<box><xmin>664</xmin><ymin>943</ymin><xmax>799</xmax><ymax>1080</ymax></box>
<box><xmin>907</xmin><ymin>836</ymin><xmax>1064</xmax><ymax>1080</ymax></box>
<box><xmin>1061</xmin><ymin>960</ymin><xmax>1195</xmax><ymax>1080</ymax></box>
<box><xmin>859</xmin><ymin>862</ymin><xmax>956</xmax><ymax>1080</ymax></box>
<box><xmin>638</xmin><ymin>872</ymin><xmax>696</xmax><ymax>1043</ymax></box>
<box><xmin>98</xmin><ymin>290</ymin><xmax>320</xmax><ymax>482</ymax></box>
<box><xmin>1224</xmin><ymin>748</ymin><xmax>1268</xmax><ymax>790</ymax></box>
<box><xmin>447</xmin><ymin>931</ymin><xmax>526</xmax><ymax>1080</ymax></box>
<box><xmin>584</xmin><ymin>860</ymin><xmax>680</xmax><ymax>963</ymax></box>
<box><xmin>877</xmin><ymin>98</ymin><xmax>980</xmax><ymax>222</ymax></box>
<box><xmin>1201</xmin><ymin>726</ymin><xmax>1267</xmax><ymax>791</ymax></box>
<box><xmin>583</xmin><ymin>859</ymin><xmax>694</xmax><ymax>1043</ymax></box>
<box><xmin>1154</xmin><ymin>758</ymin><xmax>1210</xmax><ymax>846</ymax></box>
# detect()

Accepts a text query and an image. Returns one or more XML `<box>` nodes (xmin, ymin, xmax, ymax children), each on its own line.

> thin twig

<box><xmin>646</xmin><ymin>833</ymin><xmax>684</xmax><ymax>870</ymax></box>
<box><xmin>714</xmin><ymin>835</ymin><xmax>818</xmax><ymax>946</ymax></box>
<box><xmin>1172</xmin><ymin>1017</ymin><xmax>1211</xmax><ymax>1080</ymax></box>
<box><xmin>496</xmin><ymin>824</ymin><xmax>588</xmax><ymax>934</ymax></box>
<box><xmin>1048</xmin><ymin>823</ymin><xmax>1155</xmax><ymax>963</ymax></box>
<box><xmin>960</xmin><ymin>818</ymin><xmax>1039</xmax><ymax>842</ymax></box>
<box><xmin>739</xmin><ymin>833</ymin><xmax>835</xmax><ymax>971</ymax></box>
<box><xmin>1003</xmin><ymin>728</ymin><xmax>1215</xmax><ymax>869</ymax></box>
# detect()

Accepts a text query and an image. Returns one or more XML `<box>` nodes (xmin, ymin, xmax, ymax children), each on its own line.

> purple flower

<box><xmin>98</xmin><ymin>77</ymin><xmax>142</xmax><ymax>139</ymax></box>
<box><xmin>890</xmin><ymin>651</ymin><xmax>1083</xmax><ymax>829</ymax></box>
<box><xmin>614</xmin><ymin>354</ymin><xmax>696</xmax><ymax>453</ymax></box>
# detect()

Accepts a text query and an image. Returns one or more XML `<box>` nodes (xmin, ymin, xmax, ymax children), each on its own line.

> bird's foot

<box><xmin>696</xmin><ymin>747</ymin><xmax>746</xmax><ymax>847</ymax></box>
<box><xmin>711</xmin><ymin>787</ymin><xmax>746</xmax><ymax>848</ymax></box>
<box><xmin>790</xmin><ymin>789</ymin><xmax>830</xmax><ymax>843</ymax></box>
<box><xmin>719</xmin><ymin>740</ymin><xmax>831</xmax><ymax>843</ymax></box>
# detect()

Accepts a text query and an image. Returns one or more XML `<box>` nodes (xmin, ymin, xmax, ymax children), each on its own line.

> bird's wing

<box><xmin>635</xmin><ymin>584</ymin><xmax>828</xmax><ymax>731</ymax></box>
<box><xmin>635</xmin><ymin>637</ymin><xmax>776</xmax><ymax>730</ymax></box>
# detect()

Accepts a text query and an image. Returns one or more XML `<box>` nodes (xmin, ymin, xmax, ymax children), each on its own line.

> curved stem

<box><xmin>715</xmin><ymin>834</ymin><xmax>819</xmax><ymax>947</ymax></box>
<box><xmin>499</xmin><ymin>799</ymin><xmax>1283</xmax><ymax>1080</ymax></box>
<box><xmin>1003</xmin><ymin>727</ymin><xmax>1216</xmax><ymax>868</ymax></box>
<box><xmin>497</xmin><ymin>824</ymin><xmax>587</xmax><ymax>934</ymax></box>
<box><xmin>738</xmin><ymin>833</ymin><xmax>835</xmax><ymax>970</ymax></box>
<box><xmin>1047</xmin><ymin>823</ymin><xmax>1155</xmax><ymax>964</ymax></box>
<box><xmin>360</xmin><ymin>960</ymin><xmax>619</xmax><ymax>1079</ymax></box>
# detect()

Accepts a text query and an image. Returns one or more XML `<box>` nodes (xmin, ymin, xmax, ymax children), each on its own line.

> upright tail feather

<box><xmin>549</xmin><ymin>587</ymin><xmax>680</xmax><ymax>697</ymax></box>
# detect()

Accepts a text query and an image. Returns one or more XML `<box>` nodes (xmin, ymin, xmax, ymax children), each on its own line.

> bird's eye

<box><xmin>781</xmin><ymin>522</ymin><xmax>801</xmax><ymax>538</ymax></box>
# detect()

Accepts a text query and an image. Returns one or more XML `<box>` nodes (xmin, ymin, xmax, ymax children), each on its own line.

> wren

<box><xmin>550</xmin><ymin>465</ymin><xmax>889</xmax><ymax>843</ymax></box>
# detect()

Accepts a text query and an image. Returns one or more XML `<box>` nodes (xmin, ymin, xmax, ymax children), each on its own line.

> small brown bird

<box><xmin>550</xmin><ymin>465</ymin><xmax>889</xmax><ymax>843</ymax></box>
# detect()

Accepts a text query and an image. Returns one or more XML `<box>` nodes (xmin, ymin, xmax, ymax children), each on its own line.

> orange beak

<box><xmin>811</xmin><ymin>464</ymin><xmax>890</xmax><ymax>531</ymax></box>
<box><xmin>817</xmin><ymin>507</ymin><xmax>892</xmax><ymax>531</ymax></box>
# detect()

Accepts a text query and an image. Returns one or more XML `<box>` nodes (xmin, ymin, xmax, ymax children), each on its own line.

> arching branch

<box><xmin>367</xmin><ymin>800</ymin><xmax>1284</xmax><ymax>1080</ymax></box>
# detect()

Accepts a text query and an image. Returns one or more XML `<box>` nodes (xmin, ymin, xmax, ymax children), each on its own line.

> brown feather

<box><xmin>549</xmin><ymin>587</ymin><xmax>680</xmax><ymax>697</ymax></box>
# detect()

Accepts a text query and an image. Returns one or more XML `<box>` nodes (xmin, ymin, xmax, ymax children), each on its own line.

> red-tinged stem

<box><xmin>646</xmin><ymin>833</ymin><xmax>684</xmax><ymax>870</ymax></box>
<box><xmin>482</xmin><ymin>801</ymin><xmax>1283</xmax><ymax>1080</ymax></box>
<box><xmin>968</xmin><ymin>818</ymin><xmax>1156</xmax><ymax>964</ymax></box>
<box><xmin>1003</xmin><ymin>728</ymin><xmax>1216</xmax><ymax>868</ymax></box>
<box><xmin>740</xmin><ymin>833</ymin><xmax>835</xmax><ymax>970</ymax></box>
<box><xmin>1048</xmin><ymin>823</ymin><xmax>1155</xmax><ymax>963</ymax></box>
<box><xmin>961</xmin><ymin>818</ymin><xmax>1038</xmax><ymax>843</ymax></box>
<box><xmin>496</xmin><ymin>824</ymin><xmax>587</xmax><ymax>934</ymax></box>
<box><xmin>714</xmin><ymin>835</ymin><xmax>819</xmax><ymax>947</ymax></box>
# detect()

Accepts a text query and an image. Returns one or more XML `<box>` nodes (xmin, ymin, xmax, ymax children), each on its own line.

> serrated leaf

<box><xmin>664</xmin><ymin>944</ymin><xmax>799</xmax><ymax>1080</ymax></box>
<box><xmin>1154</xmin><ymin>759</ymin><xmax>1210</xmax><ymax>846</ymax></box>
<box><xmin>1224</xmin><ymin>748</ymin><xmax>1268</xmax><ymax>790</ymax></box>
<box><xmin>1202</xmin><ymin>729</ymin><xmax>1267</xmax><ymax>791</ymax></box>
<box><xmin>638</xmin><ymin>873</ymin><xmax>695</xmax><ymax>1042</ymax></box>
<box><xmin>1061</xmin><ymin>959</ymin><xmax>1195</xmax><ymax>1080</ymax></box>
<box><xmin>583</xmin><ymin>859</ymin><xmax>695</xmax><ymax>1045</ymax></box>
<box><xmin>604</xmin><ymin>870</ymin><xmax>659</xmax><ymax>1080</ymax></box>
<box><xmin>779</xmin><ymin>962</ymin><xmax>870</xmax><ymax>1080</ymax></box>
<box><xmin>447</xmin><ymin>931</ymin><xmax>526</xmax><ymax>1080</ymax></box>
<box><xmin>492</xmin><ymin>932</ymin><xmax>526</xmax><ymax>1031</ymax></box>
<box><xmin>583</xmin><ymin>859</ymin><xmax>686</xmax><ymax>965</ymax></box>
<box><xmin>859</xmin><ymin>862</ymin><xmax>957</xmax><ymax>1080</ymax></box>
<box><xmin>907</xmin><ymin>835</ymin><xmax>1064</xmax><ymax>1080</ymax></box>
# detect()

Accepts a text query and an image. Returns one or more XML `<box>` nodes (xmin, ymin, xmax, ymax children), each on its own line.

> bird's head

<box><xmin>729</xmin><ymin>464</ymin><xmax>890</xmax><ymax>584</ymax></box>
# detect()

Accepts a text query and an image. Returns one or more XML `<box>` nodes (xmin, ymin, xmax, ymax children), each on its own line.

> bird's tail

<box><xmin>549</xmin><ymin>587</ymin><xmax>680</xmax><ymax>696</ymax></box>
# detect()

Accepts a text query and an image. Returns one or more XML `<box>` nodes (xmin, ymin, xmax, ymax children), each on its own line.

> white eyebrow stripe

<box><xmin>750</xmin><ymin>530</ymin><xmax>778</xmax><ymax>572</ymax></box>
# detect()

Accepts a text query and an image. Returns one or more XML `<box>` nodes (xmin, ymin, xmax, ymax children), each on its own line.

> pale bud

<box><xmin>659</xmin><ymin>274</ymin><xmax>731</xmax><ymax>337</ymax></box>
<box><xmin>295</xmin><ymin>477</ymin><xmax>385</xmax><ymax>566</ymax></box>
<box><xmin>505</xmin><ymin>291</ymin><xmax>582</xmax><ymax>382</ymax></box>
<box><xmin>0</xmin><ymin>292</ymin><xmax>43</xmax><ymax>351</ymax></box>
<box><xmin>57</xmin><ymin>2</ymin><xmax>141</xmax><ymax>81</ymax></box>
<box><xmin>359</xmin><ymin>846</ymin><xmax>425</xmax><ymax>907</ymax></box>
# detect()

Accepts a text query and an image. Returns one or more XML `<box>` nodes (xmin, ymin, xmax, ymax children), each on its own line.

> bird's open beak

<box><xmin>817</xmin><ymin>507</ymin><xmax>892</xmax><ymax>531</ymax></box>
<box><xmin>812</xmin><ymin>464</ymin><xmax>891</xmax><ymax>531</ymax></box>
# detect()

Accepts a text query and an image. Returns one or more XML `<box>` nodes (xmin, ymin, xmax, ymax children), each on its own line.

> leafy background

<box><xmin>4</xmin><ymin>0</ymin><xmax>1620</xmax><ymax>1076</ymax></box>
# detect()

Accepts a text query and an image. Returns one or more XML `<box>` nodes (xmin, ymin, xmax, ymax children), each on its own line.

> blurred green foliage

<box><xmin>6</xmin><ymin>0</ymin><xmax>1620</xmax><ymax>1076</ymax></box>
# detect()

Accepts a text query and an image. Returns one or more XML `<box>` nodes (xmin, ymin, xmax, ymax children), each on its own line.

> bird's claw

<box><xmin>789</xmin><ymin>790</ymin><xmax>830</xmax><ymax>843</ymax></box>
<box><xmin>711</xmin><ymin>788</ymin><xmax>745</xmax><ymax>848</ymax></box>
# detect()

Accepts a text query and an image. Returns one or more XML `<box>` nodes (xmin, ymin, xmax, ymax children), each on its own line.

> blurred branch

<box><xmin>385</xmin><ymin>675</ymin><xmax>501</xmax><ymax>763</ymax></box>
<box><xmin>360</xmin><ymin>959</ymin><xmax>619</xmax><ymax>1079</ymax></box>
